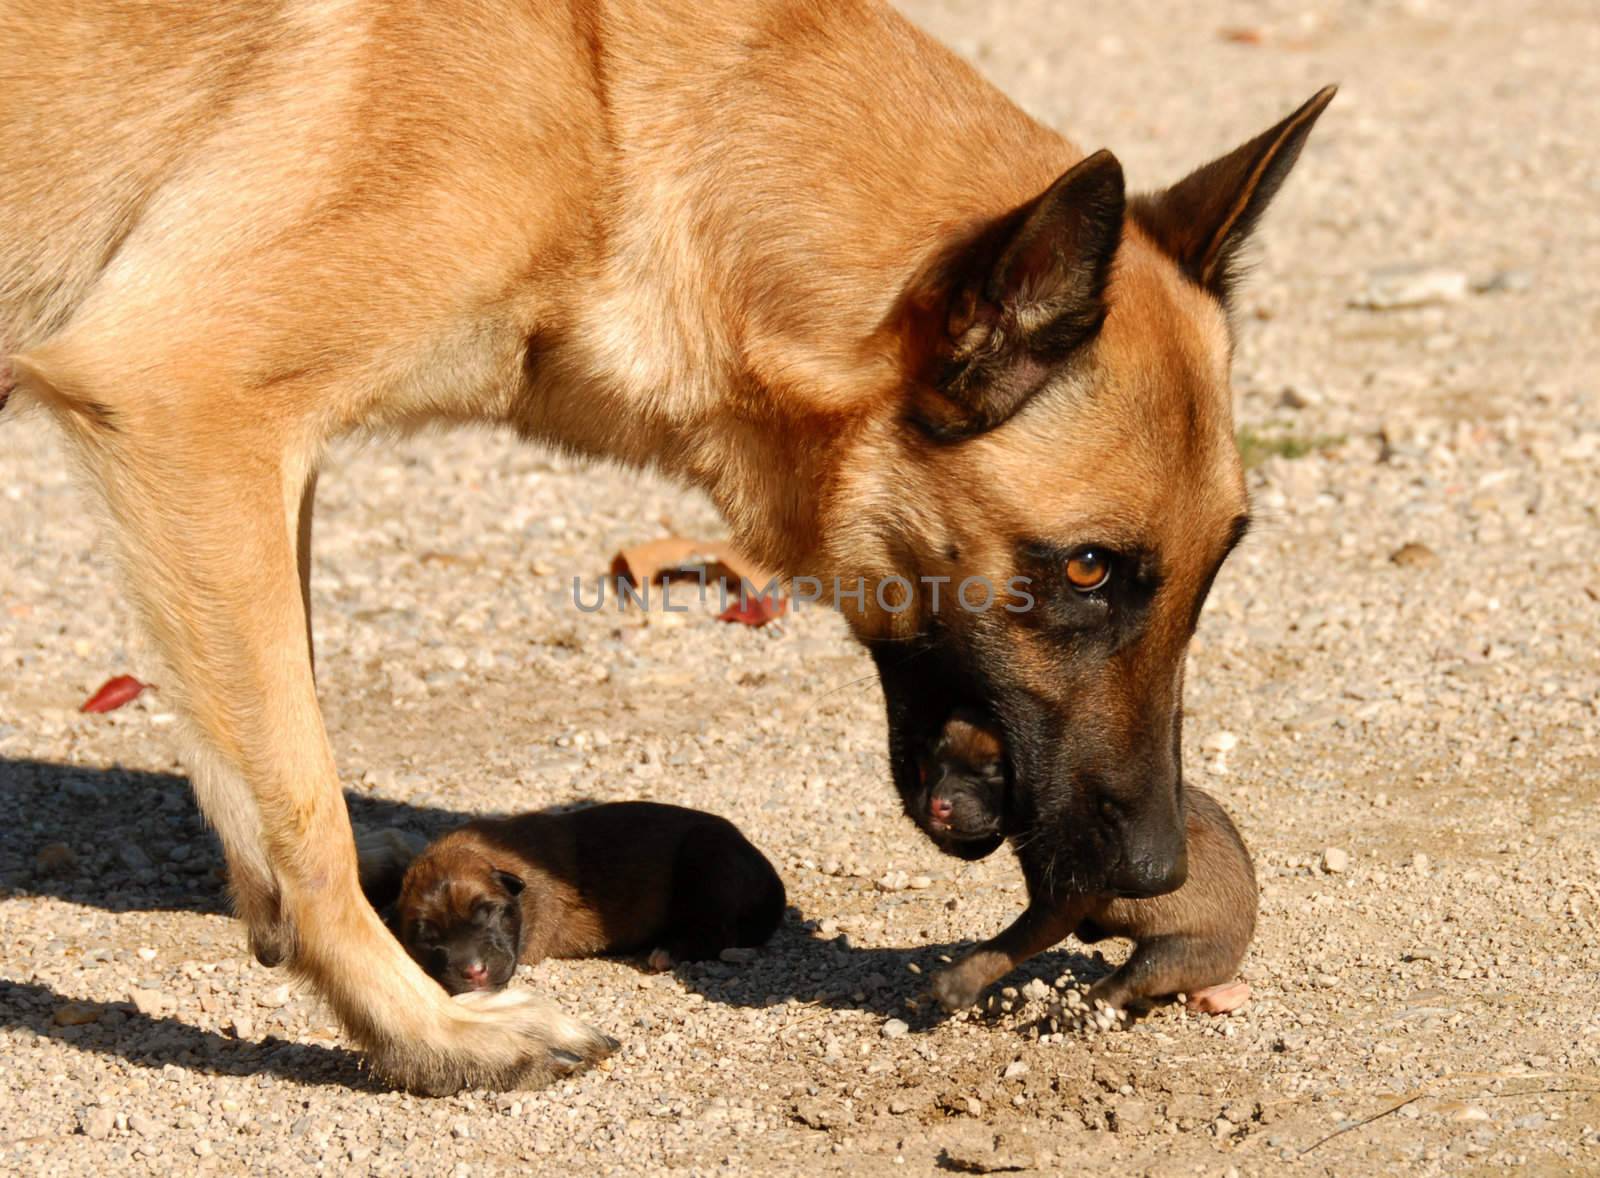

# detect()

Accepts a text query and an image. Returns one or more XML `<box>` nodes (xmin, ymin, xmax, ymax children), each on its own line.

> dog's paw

<box><xmin>369</xmin><ymin>987</ymin><xmax>617</xmax><ymax>1097</ymax></box>
<box><xmin>453</xmin><ymin>987</ymin><xmax>618</xmax><ymax>1082</ymax></box>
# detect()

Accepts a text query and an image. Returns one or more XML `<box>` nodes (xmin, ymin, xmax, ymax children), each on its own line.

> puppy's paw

<box><xmin>931</xmin><ymin>963</ymin><xmax>987</xmax><ymax>1013</ymax></box>
<box><xmin>1184</xmin><ymin>980</ymin><xmax>1251</xmax><ymax>1015</ymax></box>
<box><xmin>646</xmin><ymin>948</ymin><xmax>675</xmax><ymax>972</ymax></box>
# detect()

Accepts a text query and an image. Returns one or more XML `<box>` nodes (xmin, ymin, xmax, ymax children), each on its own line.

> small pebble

<box><xmin>1390</xmin><ymin>542</ymin><xmax>1440</xmax><ymax>568</ymax></box>
<box><xmin>129</xmin><ymin>988</ymin><xmax>169</xmax><ymax>1017</ymax></box>
<box><xmin>1356</xmin><ymin>265</ymin><xmax>1469</xmax><ymax>309</ymax></box>
<box><xmin>78</xmin><ymin>1107</ymin><xmax>115</xmax><ymax>1141</ymax></box>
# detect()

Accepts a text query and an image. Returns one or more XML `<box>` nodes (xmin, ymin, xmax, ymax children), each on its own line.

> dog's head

<box><xmin>832</xmin><ymin>89</ymin><xmax>1335</xmax><ymax>898</ymax></box>
<box><xmin>395</xmin><ymin>839</ymin><xmax>525</xmax><ymax>995</ymax></box>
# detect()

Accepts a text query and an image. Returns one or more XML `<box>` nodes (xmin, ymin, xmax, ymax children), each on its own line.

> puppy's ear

<box><xmin>1130</xmin><ymin>85</ymin><xmax>1336</xmax><ymax>307</ymax></box>
<box><xmin>907</xmin><ymin>150</ymin><xmax>1125</xmax><ymax>440</ymax></box>
<box><xmin>492</xmin><ymin>870</ymin><xmax>526</xmax><ymax>897</ymax></box>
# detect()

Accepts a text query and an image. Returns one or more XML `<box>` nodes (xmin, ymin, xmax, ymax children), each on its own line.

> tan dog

<box><xmin>917</xmin><ymin>717</ymin><xmax>1256</xmax><ymax>1015</ymax></box>
<box><xmin>1</xmin><ymin>0</ymin><xmax>1332</xmax><ymax>1092</ymax></box>
<box><xmin>375</xmin><ymin>803</ymin><xmax>786</xmax><ymax>996</ymax></box>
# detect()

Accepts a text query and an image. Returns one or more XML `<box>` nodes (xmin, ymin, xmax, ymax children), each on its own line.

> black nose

<box><xmin>1106</xmin><ymin>844</ymin><xmax>1188</xmax><ymax>898</ymax></box>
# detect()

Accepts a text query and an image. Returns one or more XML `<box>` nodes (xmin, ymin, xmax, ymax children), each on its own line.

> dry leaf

<box><xmin>80</xmin><ymin>675</ymin><xmax>151</xmax><ymax>714</ymax></box>
<box><xmin>612</xmin><ymin>537</ymin><xmax>773</xmax><ymax>589</ymax></box>
<box><xmin>611</xmin><ymin>536</ymin><xmax>788</xmax><ymax>625</ymax></box>
<box><xmin>1218</xmin><ymin>26</ymin><xmax>1266</xmax><ymax>44</ymax></box>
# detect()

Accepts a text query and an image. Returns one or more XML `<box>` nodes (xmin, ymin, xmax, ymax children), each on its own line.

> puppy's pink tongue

<box><xmin>930</xmin><ymin>796</ymin><xmax>955</xmax><ymax>822</ymax></box>
<box><xmin>1186</xmin><ymin>980</ymin><xmax>1251</xmax><ymax>1014</ymax></box>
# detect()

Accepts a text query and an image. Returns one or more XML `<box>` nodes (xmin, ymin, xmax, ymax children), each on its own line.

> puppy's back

<box><xmin>559</xmin><ymin>802</ymin><xmax>764</xmax><ymax>952</ymax></box>
<box><xmin>529</xmin><ymin>801</ymin><xmax>782</xmax><ymax>959</ymax></box>
<box><xmin>1096</xmin><ymin>787</ymin><xmax>1257</xmax><ymax>951</ymax></box>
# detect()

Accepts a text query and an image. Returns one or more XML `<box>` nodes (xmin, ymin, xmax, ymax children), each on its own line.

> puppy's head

<box><xmin>828</xmin><ymin>90</ymin><xmax>1335</xmax><ymax>899</ymax></box>
<box><xmin>911</xmin><ymin>711</ymin><xmax>1009</xmax><ymax>860</ymax></box>
<box><xmin>395</xmin><ymin>840</ymin><xmax>525</xmax><ymax>995</ymax></box>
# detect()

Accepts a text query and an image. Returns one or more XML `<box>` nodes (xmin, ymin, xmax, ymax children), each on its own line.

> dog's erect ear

<box><xmin>492</xmin><ymin>870</ymin><xmax>526</xmax><ymax>898</ymax></box>
<box><xmin>1130</xmin><ymin>85</ymin><xmax>1337</xmax><ymax>307</ymax></box>
<box><xmin>910</xmin><ymin>150</ymin><xmax>1125</xmax><ymax>440</ymax></box>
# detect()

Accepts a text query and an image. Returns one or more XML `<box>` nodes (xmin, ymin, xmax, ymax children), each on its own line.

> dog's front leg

<box><xmin>16</xmin><ymin>350</ymin><xmax>612</xmax><ymax>1093</ymax></box>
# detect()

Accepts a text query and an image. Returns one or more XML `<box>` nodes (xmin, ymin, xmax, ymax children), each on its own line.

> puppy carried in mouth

<box><xmin>372</xmin><ymin>803</ymin><xmax>785</xmax><ymax>996</ymax></box>
<box><xmin>916</xmin><ymin>714</ymin><xmax>1256</xmax><ymax>1016</ymax></box>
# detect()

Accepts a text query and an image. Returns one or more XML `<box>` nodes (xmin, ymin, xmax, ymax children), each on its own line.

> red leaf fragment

<box><xmin>80</xmin><ymin>675</ymin><xmax>152</xmax><ymax>714</ymax></box>
<box><xmin>718</xmin><ymin>592</ymin><xmax>787</xmax><ymax>627</ymax></box>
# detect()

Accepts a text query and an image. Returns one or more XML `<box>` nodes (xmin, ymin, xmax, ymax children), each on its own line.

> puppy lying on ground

<box><xmin>364</xmin><ymin>803</ymin><xmax>785</xmax><ymax>995</ymax></box>
<box><xmin>917</xmin><ymin>715</ymin><xmax>1256</xmax><ymax>1016</ymax></box>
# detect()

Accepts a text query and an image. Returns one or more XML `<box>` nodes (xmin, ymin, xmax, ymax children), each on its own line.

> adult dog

<box><xmin>0</xmin><ymin>0</ymin><xmax>1331</xmax><ymax>1092</ymax></box>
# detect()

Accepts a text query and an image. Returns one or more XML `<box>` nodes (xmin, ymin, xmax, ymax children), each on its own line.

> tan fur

<box><xmin>2</xmin><ymin>0</ymin><xmax>1320</xmax><ymax>1092</ymax></box>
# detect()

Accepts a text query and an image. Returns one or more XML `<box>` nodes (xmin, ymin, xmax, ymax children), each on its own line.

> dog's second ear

<box><xmin>492</xmin><ymin>870</ymin><xmax>526</xmax><ymax>897</ymax></box>
<box><xmin>908</xmin><ymin>150</ymin><xmax>1125</xmax><ymax>440</ymax></box>
<box><xmin>1130</xmin><ymin>85</ymin><xmax>1337</xmax><ymax>307</ymax></box>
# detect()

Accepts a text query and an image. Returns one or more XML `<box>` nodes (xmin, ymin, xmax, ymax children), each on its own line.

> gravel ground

<box><xmin>3</xmin><ymin>1</ymin><xmax>1598</xmax><ymax>1174</ymax></box>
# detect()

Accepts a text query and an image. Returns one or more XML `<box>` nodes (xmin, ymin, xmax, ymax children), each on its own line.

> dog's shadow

<box><xmin>633</xmin><ymin>917</ymin><xmax>1110</xmax><ymax>1027</ymax></box>
<box><xmin>0</xmin><ymin>757</ymin><xmax>1106</xmax><ymax>1084</ymax></box>
<box><xmin>0</xmin><ymin>757</ymin><xmax>482</xmax><ymax>1086</ymax></box>
<box><xmin>0</xmin><ymin>757</ymin><xmax>479</xmax><ymax>916</ymax></box>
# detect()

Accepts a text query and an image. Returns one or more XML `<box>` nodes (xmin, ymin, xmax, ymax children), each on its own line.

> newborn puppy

<box><xmin>379</xmin><ymin>802</ymin><xmax>785</xmax><ymax>995</ymax></box>
<box><xmin>907</xmin><ymin>710</ymin><xmax>1010</xmax><ymax>861</ymax></box>
<box><xmin>927</xmin><ymin>717</ymin><xmax>1257</xmax><ymax>1016</ymax></box>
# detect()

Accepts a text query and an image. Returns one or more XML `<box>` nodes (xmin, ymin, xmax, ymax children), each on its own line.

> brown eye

<box><xmin>1065</xmin><ymin>550</ymin><xmax>1110</xmax><ymax>592</ymax></box>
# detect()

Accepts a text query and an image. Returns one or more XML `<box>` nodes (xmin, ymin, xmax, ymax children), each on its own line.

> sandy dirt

<box><xmin>2</xmin><ymin>0</ymin><xmax>1598</xmax><ymax>1174</ymax></box>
